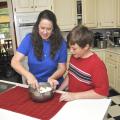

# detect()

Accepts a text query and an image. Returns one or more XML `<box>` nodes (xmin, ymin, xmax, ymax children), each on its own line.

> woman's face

<box><xmin>38</xmin><ymin>19</ymin><xmax>53</xmax><ymax>40</ymax></box>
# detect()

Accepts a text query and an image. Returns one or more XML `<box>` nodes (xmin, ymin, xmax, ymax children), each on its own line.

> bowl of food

<box><xmin>28</xmin><ymin>82</ymin><xmax>54</xmax><ymax>102</ymax></box>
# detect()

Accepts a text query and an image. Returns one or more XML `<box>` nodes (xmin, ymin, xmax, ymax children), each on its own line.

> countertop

<box><xmin>92</xmin><ymin>47</ymin><xmax>120</xmax><ymax>55</ymax></box>
<box><xmin>68</xmin><ymin>47</ymin><xmax>120</xmax><ymax>55</ymax></box>
<box><xmin>0</xmin><ymin>80</ymin><xmax>111</xmax><ymax>120</ymax></box>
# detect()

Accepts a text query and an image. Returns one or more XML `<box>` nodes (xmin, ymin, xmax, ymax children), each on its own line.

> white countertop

<box><xmin>0</xmin><ymin>108</ymin><xmax>39</xmax><ymax>120</ymax></box>
<box><xmin>0</xmin><ymin>80</ymin><xmax>111</xmax><ymax>120</ymax></box>
<box><xmin>51</xmin><ymin>99</ymin><xmax>111</xmax><ymax>120</ymax></box>
<box><xmin>0</xmin><ymin>99</ymin><xmax>111</xmax><ymax>120</ymax></box>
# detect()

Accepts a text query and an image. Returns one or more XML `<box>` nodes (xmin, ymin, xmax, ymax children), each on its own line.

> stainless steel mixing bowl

<box><xmin>28</xmin><ymin>82</ymin><xmax>54</xmax><ymax>102</ymax></box>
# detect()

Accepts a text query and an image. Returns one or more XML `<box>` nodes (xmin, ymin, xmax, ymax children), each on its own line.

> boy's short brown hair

<box><xmin>67</xmin><ymin>25</ymin><xmax>94</xmax><ymax>48</ymax></box>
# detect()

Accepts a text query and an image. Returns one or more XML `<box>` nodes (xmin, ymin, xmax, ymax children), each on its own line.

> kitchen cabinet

<box><xmin>53</xmin><ymin>0</ymin><xmax>77</xmax><ymax>31</ymax></box>
<box><xmin>105</xmin><ymin>53</ymin><xmax>117</xmax><ymax>90</ymax></box>
<box><xmin>116</xmin><ymin>0</ymin><xmax>120</xmax><ymax>27</ymax></box>
<box><xmin>82</xmin><ymin>0</ymin><xmax>97</xmax><ymax>28</ymax></box>
<box><xmin>0</xmin><ymin>5</ymin><xmax>10</xmax><ymax>23</ymax></box>
<box><xmin>12</xmin><ymin>0</ymin><xmax>77</xmax><ymax>31</ymax></box>
<box><xmin>82</xmin><ymin>0</ymin><xmax>116</xmax><ymax>28</ymax></box>
<box><xmin>12</xmin><ymin>0</ymin><xmax>52</xmax><ymax>12</ymax></box>
<box><xmin>92</xmin><ymin>49</ymin><xmax>105</xmax><ymax>63</ymax></box>
<box><xmin>116</xmin><ymin>63</ymin><xmax>120</xmax><ymax>93</ymax></box>
<box><xmin>0</xmin><ymin>15</ymin><xmax>10</xmax><ymax>23</ymax></box>
<box><xmin>105</xmin><ymin>51</ymin><xmax>120</xmax><ymax>93</ymax></box>
<box><xmin>98</xmin><ymin>0</ymin><xmax>116</xmax><ymax>28</ymax></box>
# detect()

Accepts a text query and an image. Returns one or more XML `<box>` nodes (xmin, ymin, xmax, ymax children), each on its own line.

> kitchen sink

<box><xmin>0</xmin><ymin>81</ymin><xmax>15</xmax><ymax>93</ymax></box>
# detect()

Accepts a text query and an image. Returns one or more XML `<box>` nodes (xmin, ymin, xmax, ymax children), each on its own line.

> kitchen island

<box><xmin>0</xmin><ymin>80</ymin><xmax>111</xmax><ymax>120</ymax></box>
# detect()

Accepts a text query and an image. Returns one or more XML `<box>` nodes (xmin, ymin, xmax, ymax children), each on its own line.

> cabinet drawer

<box><xmin>105</xmin><ymin>52</ymin><xmax>118</xmax><ymax>62</ymax></box>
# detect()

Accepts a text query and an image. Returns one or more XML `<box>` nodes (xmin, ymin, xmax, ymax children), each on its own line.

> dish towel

<box><xmin>0</xmin><ymin>86</ymin><xmax>66</xmax><ymax>120</ymax></box>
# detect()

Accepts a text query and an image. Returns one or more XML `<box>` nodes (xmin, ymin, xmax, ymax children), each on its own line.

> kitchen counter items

<box><xmin>0</xmin><ymin>81</ymin><xmax>15</xmax><ymax>93</ymax></box>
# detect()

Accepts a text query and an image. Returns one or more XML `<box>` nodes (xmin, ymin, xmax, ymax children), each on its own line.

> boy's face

<box><xmin>69</xmin><ymin>43</ymin><xmax>89</xmax><ymax>58</ymax></box>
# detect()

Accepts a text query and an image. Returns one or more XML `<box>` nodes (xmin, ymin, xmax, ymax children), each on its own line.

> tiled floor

<box><xmin>107</xmin><ymin>89</ymin><xmax>120</xmax><ymax>120</ymax></box>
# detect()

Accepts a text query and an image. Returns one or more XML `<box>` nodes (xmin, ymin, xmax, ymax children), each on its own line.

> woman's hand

<box><xmin>48</xmin><ymin>78</ymin><xmax>59</xmax><ymax>90</ymax></box>
<box><xmin>60</xmin><ymin>92</ymin><xmax>77</xmax><ymax>102</ymax></box>
<box><xmin>26</xmin><ymin>73</ymin><xmax>39</xmax><ymax>89</ymax></box>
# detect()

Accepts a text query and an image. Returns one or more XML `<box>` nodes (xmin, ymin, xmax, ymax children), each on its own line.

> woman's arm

<box><xmin>58</xmin><ymin>75</ymin><xmax>69</xmax><ymax>91</ymax></box>
<box><xmin>48</xmin><ymin>63</ymin><xmax>66</xmax><ymax>87</ymax></box>
<box><xmin>11</xmin><ymin>51</ymin><xmax>39</xmax><ymax>88</ymax></box>
<box><xmin>50</xmin><ymin>63</ymin><xmax>66</xmax><ymax>79</ymax></box>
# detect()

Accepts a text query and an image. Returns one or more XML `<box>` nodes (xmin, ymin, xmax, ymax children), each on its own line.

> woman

<box><xmin>11</xmin><ymin>10</ymin><xmax>67</xmax><ymax>89</ymax></box>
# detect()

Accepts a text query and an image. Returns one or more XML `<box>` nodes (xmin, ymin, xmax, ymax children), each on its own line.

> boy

<box><xmin>59</xmin><ymin>25</ymin><xmax>109</xmax><ymax>101</ymax></box>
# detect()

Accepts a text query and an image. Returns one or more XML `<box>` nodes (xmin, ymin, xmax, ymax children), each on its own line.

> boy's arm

<box><xmin>59</xmin><ymin>89</ymin><xmax>106</xmax><ymax>102</ymax></box>
<box><xmin>58</xmin><ymin>75</ymin><xmax>69</xmax><ymax>91</ymax></box>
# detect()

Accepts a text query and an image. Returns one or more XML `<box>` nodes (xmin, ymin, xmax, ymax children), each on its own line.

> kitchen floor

<box><xmin>107</xmin><ymin>89</ymin><xmax>120</xmax><ymax>120</ymax></box>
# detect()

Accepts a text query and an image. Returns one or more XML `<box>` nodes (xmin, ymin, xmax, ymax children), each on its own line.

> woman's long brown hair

<box><xmin>31</xmin><ymin>10</ymin><xmax>63</xmax><ymax>60</ymax></box>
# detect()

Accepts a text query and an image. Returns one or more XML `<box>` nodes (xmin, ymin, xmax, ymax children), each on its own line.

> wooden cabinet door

<box><xmin>116</xmin><ymin>63</ymin><xmax>120</xmax><ymax>93</ymax></box>
<box><xmin>106</xmin><ymin>60</ymin><xmax>117</xmax><ymax>89</ymax></box>
<box><xmin>53</xmin><ymin>0</ymin><xmax>77</xmax><ymax>31</ymax></box>
<box><xmin>34</xmin><ymin>0</ymin><xmax>52</xmax><ymax>12</ymax></box>
<box><xmin>98</xmin><ymin>0</ymin><xmax>116</xmax><ymax>28</ymax></box>
<box><xmin>82</xmin><ymin>0</ymin><xmax>97</xmax><ymax>28</ymax></box>
<box><xmin>12</xmin><ymin>0</ymin><xmax>34</xmax><ymax>12</ymax></box>
<box><xmin>116</xmin><ymin>0</ymin><xmax>120</xmax><ymax>27</ymax></box>
<box><xmin>94</xmin><ymin>50</ymin><xmax>105</xmax><ymax>63</ymax></box>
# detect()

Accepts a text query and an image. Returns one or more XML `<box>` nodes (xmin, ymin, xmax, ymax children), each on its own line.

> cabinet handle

<box><xmin>115</xmin><ymin>66</ymin><xmax>117</xmax><ymax>69</ymax></box>
<box><xmin>35</xmin><ymin>6</ymin><xmax>37</xmax><ymax>8</ymax></box>
<box><xmin>99</xmin><ymin>22</ymin><xmax>101</xmax><ymax>26</ymax></box>
<box><xmin>51</xmin><ymin>6</ymin><xmax>52</xmax><ymax>10</ymax></box>
<box><xmin>31</xmin><ymin>6</ymin><xmax>34</xmax><ymax>8</ymax></box>
<box><xmin>97</xmin><ymin>22</ymin><xmax>98</xmax><ymax>26</ymax></box>
<box><xmin>109</xmin><ymin>55</ymin><xmax>112</xmax><ymax>57</ymax></box>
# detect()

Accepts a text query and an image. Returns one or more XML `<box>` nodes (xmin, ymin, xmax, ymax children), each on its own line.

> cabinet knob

<box><xmin>99</xmin><ymin>22</ymin><xmax>101</xmax><ymax>26</ymax></box>
<box><xmin>97</xmin><ymin>22</ymin><xmax>98</xmax><ymax>26</ymax></box>
<box><xmin>110</xmin><ymin>55</ymin><xmax>112</xmax><ymax>57</ymax></box>
<box><xmin>31</xmin><ymin>6</ymin><xmax>34</xmax><ymax>8</ymax></box>
<box><xmin>51</xmin><ymin>6</ymin><xmax>52</xmax><ymax>10</ymax></box>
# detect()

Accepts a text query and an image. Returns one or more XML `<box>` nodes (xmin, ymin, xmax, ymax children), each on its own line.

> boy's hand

<box><xmin>60</xmin><ymin>92</ymin><xmax>76</xmax><ymax>102</ymax></box>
